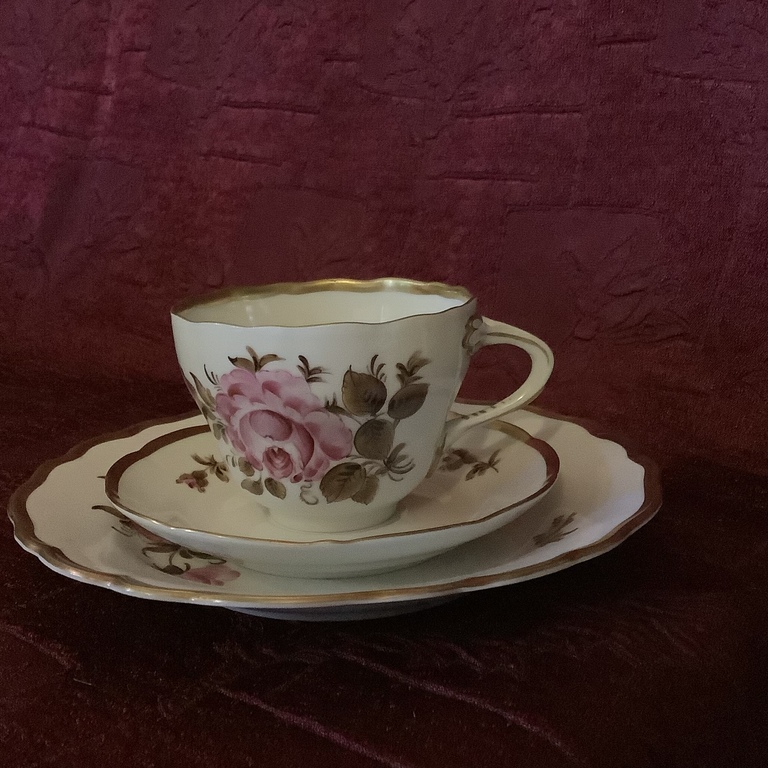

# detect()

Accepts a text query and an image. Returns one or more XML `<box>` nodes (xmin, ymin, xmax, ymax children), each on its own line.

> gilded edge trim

<box><xmin>103</xmin><ymin>421</ymin><xmax>560</xmax><ymax>546</ymax></box>
<box><xmin>7</xmin><ymin>405</ymin><xmax>662</xmax><ymax>608</ymax></box>
<box><xmin>171</xmin><ymin>278</ymin><xmax>475</xmax><ymax>328</ymax></box>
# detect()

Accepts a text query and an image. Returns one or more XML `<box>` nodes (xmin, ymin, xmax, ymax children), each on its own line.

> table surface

<box><xmin>2</xmin><ymin>362</ymin><xmax>766</xmax><ymax>768</ymax></box>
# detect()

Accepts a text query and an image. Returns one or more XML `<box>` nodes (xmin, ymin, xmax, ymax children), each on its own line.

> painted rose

<box><xmin>175</xmin><ymin>470</ymin><xmax>209</xmax><ymax>492</ymax></box>
<box><xmin>215</xmin><ymin>368</ymin><xmax>353</xmax><ymax>483</ymax></box>
<box><xmin>181</xmin><ymin>563</ymin><xmax>240</xmax><ymax>586</ymax></box>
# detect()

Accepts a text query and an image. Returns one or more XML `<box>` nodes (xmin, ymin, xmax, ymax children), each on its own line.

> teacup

<box><xmin>171</xmin><ymin>278</ymin><xmax>553</xmax><ymax>533</ymax></box>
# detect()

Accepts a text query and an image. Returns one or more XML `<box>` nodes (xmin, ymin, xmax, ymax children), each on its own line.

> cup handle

<box><xmin>443</xmin><ymin>317</ymin><xmax>554</xmax><ymax>448</ymax></box>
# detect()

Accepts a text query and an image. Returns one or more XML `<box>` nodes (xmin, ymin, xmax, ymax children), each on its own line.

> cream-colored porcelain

<box><xmin>103</xmin><ymin>418</ymin><xmax>559</xmax><ymax>578</ymax></box>
<box><xmin>8</xmin><ymin>407</ymin><xmax>661</xmax><ymax>621</ymax></box>
<box><xmin>171</xmin><ymin>279</ymin><xmax>553</xmax><ymax>533</ymax></box>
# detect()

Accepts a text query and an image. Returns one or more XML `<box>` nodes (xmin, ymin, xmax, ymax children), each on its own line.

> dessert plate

<box><xmin>104</xmin><ymin>420</ymin><xmax>559</xmax><ymax>578</ymax></box>
<box><xmin>8</xmin><ymin>406</ymin><xmax>661</xmax><ymax>621</ymax></box>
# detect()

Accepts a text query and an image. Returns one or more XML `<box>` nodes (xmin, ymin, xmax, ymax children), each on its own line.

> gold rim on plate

<box><xmin>7</xmin><ymin>406</ymin><xmax>662</xmax><ymax>607</ymax></box>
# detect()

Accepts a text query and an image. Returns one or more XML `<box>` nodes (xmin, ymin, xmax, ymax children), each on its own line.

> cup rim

<box><xmin>171</xmin><ymin>277</ymin><xmax>475</xmax><ymax>328</ymax></box>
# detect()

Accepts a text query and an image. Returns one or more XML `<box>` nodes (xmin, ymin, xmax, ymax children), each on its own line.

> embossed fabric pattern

<box><xmin>0</xmin><ymin>2</ymin><xmax>767</xmax><ymax>766</ymax></box>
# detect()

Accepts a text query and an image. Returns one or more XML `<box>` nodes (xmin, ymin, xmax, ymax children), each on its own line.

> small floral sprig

<box><xmin>396</xmin><ymin>352</ymin><xmax>429</xmax><ymax>387</ymax></box>
<box><xmin>441</xmin><ymin>447</ymin><xmax>502</xmax><ymax>481</ymax></box>
<box><xmin>297</xmin><ymin>355</ymin><xmax>327</xmax><ymax>383</ymax></box>
<box><xmin>176</xmin><ymin>454</ymin><xmax>229</xmax><ymax>493</ymax></box>
<box><xmin>93</xmin><ymin>504</ymin><xmax>240</xmax><ymax>584</ymax></box>
<box><xmin>533</xmin><ymin>512</ymin><xmax>578</xmax><ymax>547</ymax></box>
<box><xmin>228</xmin><ymin>346</ymin><xmax>284</xmax><ymax>373</ymax></box>
<box><xmin>183</xmin><ymin>349</ymin><xmax>432</xmax><ymax>507</ymax></box>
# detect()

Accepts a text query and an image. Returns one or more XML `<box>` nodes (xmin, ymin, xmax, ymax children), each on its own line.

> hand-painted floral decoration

<box><xmin>184</xmin><ymin>349</ymin><xmax>431</xmax><ymax>505</ymax></box>
<box><xmin>94</xmin><ymin>504</ymin><xmax>241</xmax><ymax>583</ymax></box>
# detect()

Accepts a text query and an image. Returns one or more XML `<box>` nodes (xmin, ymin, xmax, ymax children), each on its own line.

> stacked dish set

<box><xmin>9</xmin><ymin>280</ymin><xmax>660</xmax><ymax>621</ymax></box>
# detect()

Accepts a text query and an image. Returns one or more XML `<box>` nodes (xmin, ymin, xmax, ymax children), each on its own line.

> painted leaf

<box><xmin>387</xmin><ymin>383</ymin><xmax>429</xmax><ymax>419</ymax></box>
<box><xmin>533</xmin><ymin>512</ymin><xmax>578</xmax><ymax>547</ymax></box>
<box><xmin>190</xmin><ymin>373</ymin><xmax>216</xmax><ymax>409</ymax></box>
<box><xmin>342</xmin><ymin>370</ymin><xmax>387</xmax><ymax>416</ymax></box>
<box><xmin>325</xmin><ymin>395</ymin><xmax>348</xmax><ymax>417</ymax></box>
<box><xmin>228</xmin><ymin>356</ymin><xmax>256</xmax><ymax>372</ymax></box>
<box><xmin>254</xmin><ymin>353</ymin><xmax>284</xmax><ymax>371</ymax></box>
<box><xmin>320</xmin><ymin>462</ymin><xmax>366</xmax><ymax>503</ymax></box>
<box><xmin>264</xmin><ymin>478</ymin><xmax>287</xmax><ymax>499</ymax></box>
<box><xmin>352</xmin><ymin>475</ymin><xmax>379</xmax><ymax>505</ymax></box>
<box><xmin>385</xmin><ymin>443</ymin><xmax>415</xmax><ymax>475</ymax></box>
<box><xmin>237</xmin><ymin>457</ymin><xmax>255</xmax><ymax>477</ymax></box>
<box><xmin>445</xmin><ymin>448</ymin><xmax>478</xmax><ymax>470</ymax></box>
<box><xmin>240</xmin><ymin>478</ymin><xmax>264</xmax><ymax>495</ymax></box>
<box><xmin>387</xmin><ymin>442</ymin><xmax>407</xmax><ymax>464</ymax></box>
<box><xmin>157</xmin><ymin>564</ymin><xmax>185</xmax><ymax>576</ymax></box>
<box><xmin>396</xmin><ymin>352</ymin><xmax>430</xmax><ymax>385</ymax></box>
<box><xmin>406</xmin><ymin>352</ymin><xmax>430</xmax><ymax>373</ymax></box>
<box><xmin>354</xmin><ymin>418</ymin><xmax>394</xmax><ymax>460</ymax></box>
<box><xmin>141</xmin><ymin>543</ymin><xmax>180</xmax><ymax>554</ymax></box>
<box><xmin>298</xmin><ymin>355</ymin><xmax>326</xmax><ymax>382</ymax></box>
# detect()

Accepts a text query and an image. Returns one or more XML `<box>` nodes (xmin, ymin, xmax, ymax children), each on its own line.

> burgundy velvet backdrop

<box><xmin>1</xmin><ymin>0</ymin><xmax>766</xmax><ymax>472</ymax></box>
<box><xmin>2</xmin><ymin>3</ymin><xmax>768</xmax><ymax>768</ymax></box>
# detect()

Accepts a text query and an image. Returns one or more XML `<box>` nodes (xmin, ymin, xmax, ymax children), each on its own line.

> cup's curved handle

<box><xmin>443</xmin><ymin>317</ymin><xmax>554</xmax><ymax>448</ymax></box>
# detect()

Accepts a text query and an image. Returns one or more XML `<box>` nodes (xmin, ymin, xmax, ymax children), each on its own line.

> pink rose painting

<box><xmin>180</xmin><ymin>563</ymin><xmax>241</xmax><ymax>586</ymax></box>
<box><xmin>184</xmin><ymin>350</ymin><xmax>430</xmax><ymax>505</ymax></box>
<box><xmin>215</xmin><ymin>368</ymin><xmax>353</xmax><ymax>483</ymax></box>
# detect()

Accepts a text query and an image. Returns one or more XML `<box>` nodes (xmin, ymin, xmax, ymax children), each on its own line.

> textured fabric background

<box><xmin>1</xmin><ymin>2</ymin><xmax>767</xmax><ymax>767</ymax></box>
<box><xmin>1</xmin><ymin>0</ymin><xmax>766</xmax><ymax>471</ymax></box>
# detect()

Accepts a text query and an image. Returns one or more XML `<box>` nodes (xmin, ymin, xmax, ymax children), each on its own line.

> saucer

<box><xmin>104</xmin><ymin>420</ymin><xmax>559</xmax><ymax>578</ymax></box>
<box><xmin>8</xmin><ymin>406</ymin><xmax>661</xmax><ymax>621</ymax></box>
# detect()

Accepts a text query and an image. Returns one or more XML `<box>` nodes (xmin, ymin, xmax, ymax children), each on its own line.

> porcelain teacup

<box><xmin>171</xmin><ymin>278</ymin><xmax>553</xmax><ymax>533</ymax></box>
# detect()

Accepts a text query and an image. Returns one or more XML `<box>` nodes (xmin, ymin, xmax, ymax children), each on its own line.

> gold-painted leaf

<box><xmin>254</xmin><ymin>354</ymin><xmax>284</xmax><ymax>371</ymax></box>
<box><xmin>354</xmin><ymin>418</ymin><xmax>394</xmax><ymax>460</ymax></box>
<box><xmin>396</xmin><ymin>352</ymin><xmax>430</xmax><ymax>385</ymax></box>
<box><xmin>156</xmin><ymin>564</ymin><xmax>185</xmax><ymax>576</ymax></box>
<box><xmin>298</xmin><ymin>355</ymin><xmax>327</xmax><ymax>382</ymax></box>
<box><xmin>352</xmin><ymin>474</ymin><xmax>379</xmax><ymax>505</ymax></box>
<box><xmin>342</xmin><ymin>370</ymin><xmax>387</xmax><ymax>416</ymax></box>
<box><xmin>387</xmin><ymin>383</ymin><xmax>429</xmax><ymax>420</ymax></box>
<box><xmin>406</xmin><ymin>352</ymin><xmax>430</xmax><ymax>372</ymax></box>
<box><xmin>264</xmin><ymin>478</ymin><xmax>287</xmax><ymax>499</ymax></box>
<box><xmin>319</xmin><ymin>462</ymin><xmax>366</xmax><ymax>503</ymax></box>
<box><xmin>237</xmin><ymin>457</ymin><xmax>255</xmax><ymax>477</ymax></box>
<box><xmin>466</xmin><ymin>465</ymin><xmax>484</xmax><ymax>480</ymax></box>
<box><xmin>228</xmin><ymin>356</ymin><xmax>256</xmax><ymax>372</ymax></box>
<box><xmin>240</xmin><ymin>478</ymin><xmax>263</xmax><ymax>495</ymax></box>
<box><xmin>324</xmin><ymin>395</ymin><xmax>348</xmax><ymax>416</ymax></box>
<box><xmin>190</xmin><ymin>373</ymin><xmax>216</xmax><ymax>409</ymax></box>
<box><xmin>441</xmin><ymin>448</ymin><xmax>478</xmax><ymax>470</ymax></box>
